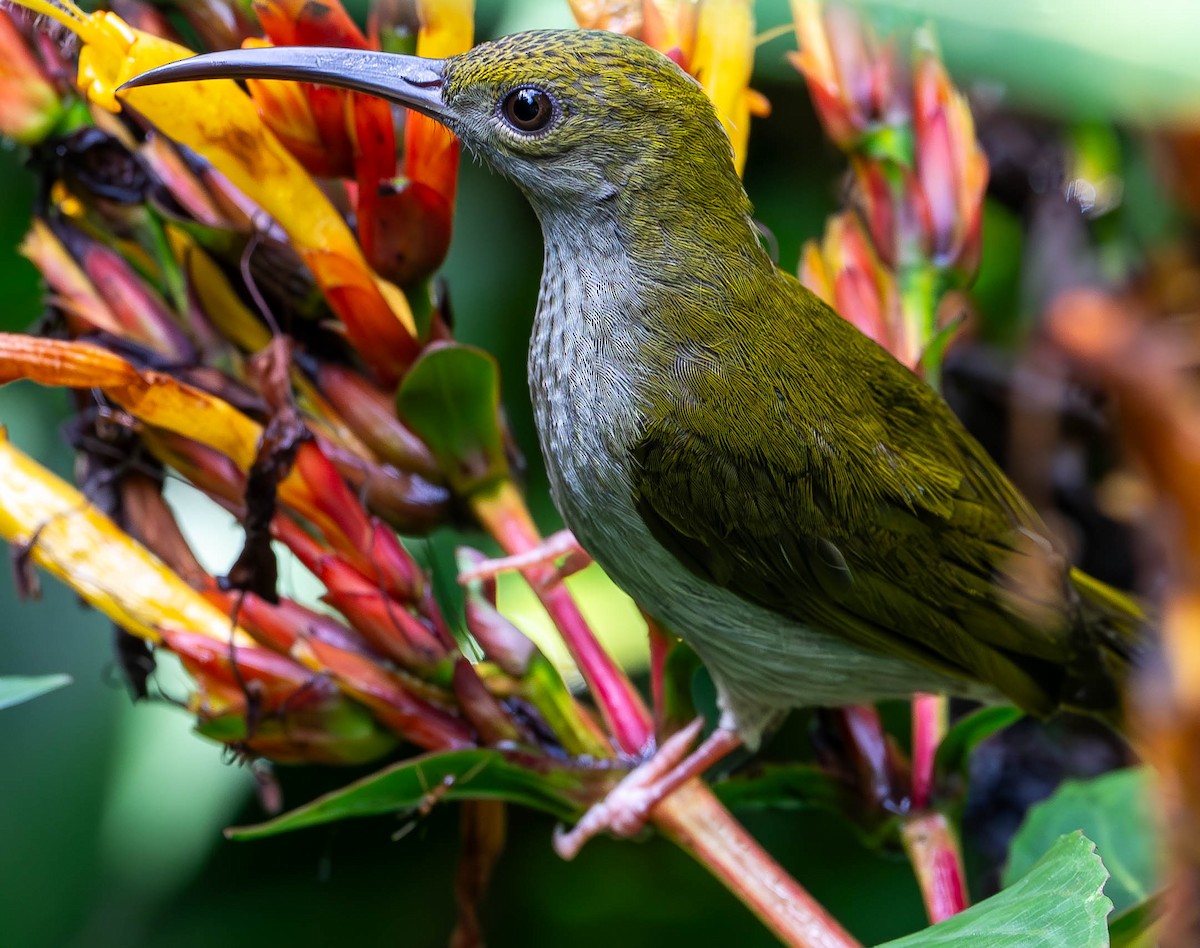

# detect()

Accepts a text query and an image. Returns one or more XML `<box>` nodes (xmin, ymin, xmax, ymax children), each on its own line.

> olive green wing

<box><xmin>630</xmin><ymin>315</ymin><xmax>1080</xmax><ymax>715</ymax></box>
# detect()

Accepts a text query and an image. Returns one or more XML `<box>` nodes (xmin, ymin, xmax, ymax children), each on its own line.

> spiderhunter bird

<box><xmin>125</xmin><ymin>27</ymin><xmax>1142</xmax><ymax>857</ymax></box>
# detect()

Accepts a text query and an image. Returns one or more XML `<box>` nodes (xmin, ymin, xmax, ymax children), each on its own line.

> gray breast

<box><xmin>527</xmin><ymin>227</ymin><xmax>648</xmax><ymax>553</ymax></box>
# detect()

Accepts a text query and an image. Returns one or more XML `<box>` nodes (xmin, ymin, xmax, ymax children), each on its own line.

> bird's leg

<box><xmin>457</xmin><ymin>528</ymin><xmax>591</xmax><ymax>589</ymax></box>
<box><xmin>554</xmin><ymin>717</ymin><xmax>743</xmax><ymax>859</ymax></box>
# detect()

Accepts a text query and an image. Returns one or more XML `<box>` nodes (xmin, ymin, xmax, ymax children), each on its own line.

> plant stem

<box><xmin>831</xmin><ymin>698</ymin><xmax>967</xmax><ymax>923</ymax></box>
<box><xmin>656</xmin><ymin>780</ymin><xmax>860</xmax><ymax>948</ymax></box>
<box><xmin>900</xmin><ymin>811</ymin><xmax>969</xmax><ymax>923</ymax></box>
<box><xmin>471</xmin><ymin>479</ymin><xmax>653</xmax><ymax>754</ymax></box>
<box><xmin>646</xmin><ymin>613</ymin><xmax>672</xmax><ymax>731</ymax></box>
<box><xmin>910</xmin><ymin>693</ymin><xmax>947</xmax><ymax>811</ymax></box>
<box><xmin>908</xmin><ymin>696</ymin><xmax>968</xmax><ymax>922</ymax></box>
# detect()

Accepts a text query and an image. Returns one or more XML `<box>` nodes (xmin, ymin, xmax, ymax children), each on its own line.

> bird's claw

<box><xmin>553</xmin><ymin>717</ymin><xmax>708</xmax><ymax>860</ymax></box>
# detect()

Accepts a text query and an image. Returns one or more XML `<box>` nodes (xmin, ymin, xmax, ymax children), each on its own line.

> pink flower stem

<box><xmin>910</xmin><ymin>692</ymin><xmax>946</xmax><ymax>811</ymax></box>
<box><xmin>645</xmin><ymin>613</ymin><xmax>672</xmax><ymax>731</ymax></box>
<box><xmin>900</xmin><ymin>810</ymin><xmax>970</xmax><ymax>923</ymax></box>
<box><xmin>907</xmin><ymin>694</ymin><xmax>967</xmax><ymax>921</ymax></box>
<box><xmin>471</xmin><ymin>480</ymin><xmax>653</xmax><ymax>754</ymax></box>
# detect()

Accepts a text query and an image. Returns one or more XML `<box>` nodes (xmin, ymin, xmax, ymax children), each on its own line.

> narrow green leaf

<box><xmin>522</xmin><ymin>654</ymin><xmax>610</xmax><ymax>758</ymax></box>
<box><xmin>0</xmin><ymin>674</ymin><xmax>72</xmax><ymax>711</ymax></box>
<box><xmin>1108</xmin><ymin>896</ymin><xmax>1160</xmax><ymax>948</ymax></box>
<box><xmin>880</xmin><ymin>831</ymin><xmax>1112</xmax><ymax>947</ymax></box>
<box><xmin>228</xmin><ymin>749</ymin><xmax>604</xmax><ymax>840</ymax></box>
<box><xmin>396</xmin><ymin>343</ymin><xmax>508</xmax><ymax>496</ymax></box>
<box><xmin>1004</xmin><ymin>767</ymin><xmax>1158</xmax><ymax>915</ymax></box>
<box><xmin>934</xmin><ymin>705</ymin><xmax>1023</xmax><ymax>781</ymax></box>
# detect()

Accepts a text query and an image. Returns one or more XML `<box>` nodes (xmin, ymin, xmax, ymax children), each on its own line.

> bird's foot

<box><xmin>553</xmin><ymin>718</ymin><xmax>742</xmax><ymax>859</ymax></box>
<box><xmin>458</xmin><ymin>529</ymin><xmax>591</xmax><ymax>589</ymax></box>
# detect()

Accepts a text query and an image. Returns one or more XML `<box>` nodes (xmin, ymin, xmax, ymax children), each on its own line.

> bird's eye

<box><xmin>500</xmin><ymin>87</ymin><xmax>555</xmax><ymax>134</ymax></box>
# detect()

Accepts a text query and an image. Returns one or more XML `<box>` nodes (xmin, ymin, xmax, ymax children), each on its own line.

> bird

<box><xmin>125</xmin><ymin>28</ymin><xmax>1143</xmax><ymax>853</ymax></box>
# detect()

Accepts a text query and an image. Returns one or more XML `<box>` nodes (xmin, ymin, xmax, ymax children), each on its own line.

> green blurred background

<box><xmin>1</xmin><ymin>1</ymin><xmax>1197</xmax><ymax>945</ymax></box>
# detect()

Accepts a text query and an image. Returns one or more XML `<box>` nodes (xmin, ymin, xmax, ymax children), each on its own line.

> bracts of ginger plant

<box><xmin>0</xmin><ymin>1</ymin><xmax>1101</xmax><ymax>945</ymax></box>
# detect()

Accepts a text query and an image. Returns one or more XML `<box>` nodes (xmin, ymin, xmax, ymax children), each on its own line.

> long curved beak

<box><xmin>120</xmin><ymin>46</ymin><xmax>449</xmax><ymax>120</ymax></box>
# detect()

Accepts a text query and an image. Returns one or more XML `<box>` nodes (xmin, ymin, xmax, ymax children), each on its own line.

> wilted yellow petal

<box><xmin>0</xmin><ymin>335</ymin><xmax>379</xmax><ymax>552</ymax></box>
<box><xmin>0</xmin><ymin>333</ymin><xmax>262</xmax><ymax>469</ymax></box>
<box><xmin>0</xmin><ymin>428</ymin><xmax>253</xmax><ymax>645</ymax></box>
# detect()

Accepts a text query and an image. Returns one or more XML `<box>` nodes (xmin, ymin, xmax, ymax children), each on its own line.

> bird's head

<box><xmin>123</xmin><ymin>29</ymin><xmax>740</xmax><ymax>217</ymax></box>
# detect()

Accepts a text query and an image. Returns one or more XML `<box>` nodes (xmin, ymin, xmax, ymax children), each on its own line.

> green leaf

<box><xmin>396</xmin><ymin>343</ymin><xmax>508</xmax><ymax>497</ymax></box>
<box><xmin>1108</xmin><ymin>896</ymin><xmax>1160</xmax><ymax>948</ymax></box>
<box><xmin>715</xmin><ymin>763</ymin><xmax>845</xmax><ymax>814</ymax></box>
<box><xmin>521</xmin><ymin>654</ymin><xmax>610</xmax><ymax>758</ymax></box>
<box><xmin>934</xmin><ymin>705</ymin><xmax>1023</xmax><ymax>781</ymax></box>
<box><xmin>228</xmin><ymin>749</ymin><xmax>604</xmax><ymax>840</ymax></box>
<box><xmin>715</xmin><ymin>762</ymin><xmax>908</xmax><ymax>852</ymax></box>
<box><xmin>0</xmin><ymin>674</ymin><xmax>72</xmax><ymax>711</ymax></box>
<box><xmin>660</xmin><ymin>640</ymin><xmax>702</xmax><ymax>734</ymax></box>
<box><xmin>880</xmin><ymin>832</ymin><xmax>1112</xmax><ymax>947</ymax></box>
<box><xmin>1004</xmin><ymin>767</ymin><xmax>1158</xmax><ymax>916</ymax></box>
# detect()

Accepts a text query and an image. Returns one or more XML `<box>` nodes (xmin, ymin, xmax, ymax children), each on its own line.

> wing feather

<box><xmin>630</xmin><ymin>284</ymin><xmax>1078</xmax><ymax>714</ymax></box>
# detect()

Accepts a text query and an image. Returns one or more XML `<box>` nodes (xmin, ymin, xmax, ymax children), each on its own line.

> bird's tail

<box><xmin>1065</xmin><ymin>567</ymin><xmax>1147</xmax><ymax>730</ymax></box>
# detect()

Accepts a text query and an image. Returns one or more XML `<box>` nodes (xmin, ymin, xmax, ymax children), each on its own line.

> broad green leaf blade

<box><xmin>880</xmin><ymin>832</ymin><xmax>1111</xmax><ymax>948</ymax></box>
<box><xmin>1004</xmin><ymin>768</ymin><xmax>1158</xmax><ymax>915</ymax></box>
<box><xmin>0</xmin><ymin>674</ymin><xmax>72</xmax><ymax>710</ymax></box>
<box><xmin>228</xmin><ymin>749</ymin><xmax>599</xmax><ymax>840</ymax></box>
<box><xmin>396</xmin><ymin>343</ymin><xmax>507</xmax><ymax>496</ymax></box>
<box><xmin>934</xmin><ymin>705</ymin><xmax>1023</xmax><ymax>781</ymax></box>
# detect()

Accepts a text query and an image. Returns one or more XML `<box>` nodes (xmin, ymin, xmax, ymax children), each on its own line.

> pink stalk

<box><xmin>910</xmin><ymin>692</ymin><xmax>946</xmax><ymax>811</ymax></box>
<box><xmin>830</xmin><ymin>697</ymin><xmax>968</xmax><ymax>923</ymax></box>
<box><xmin>908</xmin><ymin>695</ymin><xmax>965</xmax><ymax>921</ymax></box>
<box><xmin>540</xmin><ymin>582</ymin><xmax>654</xmax><ymax>752</ymax></box>
<box><xmin>472</xmin><ymin>481</ymin><xmax>653</xmax><ymax>754</ymax></box>
<box><xmin>900</xmin><ymin>811</ymin><xmax>969</xmax><ymax>922</ymax></box>
<box><xmin>646</xmin><ymin>615</ymin><xmax>673</xmax><ymax>730</ymax></box>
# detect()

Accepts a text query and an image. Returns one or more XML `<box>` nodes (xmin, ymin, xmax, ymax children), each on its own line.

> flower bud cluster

<box><xmin>0</xmin><ymin>0</ymin><xmax>616</xmax><ymax>790</ymax></box>
<box><xmin>792</xmin><ymin>0</ymin><xmax>987</xmax><ymax>372</ymax></box>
